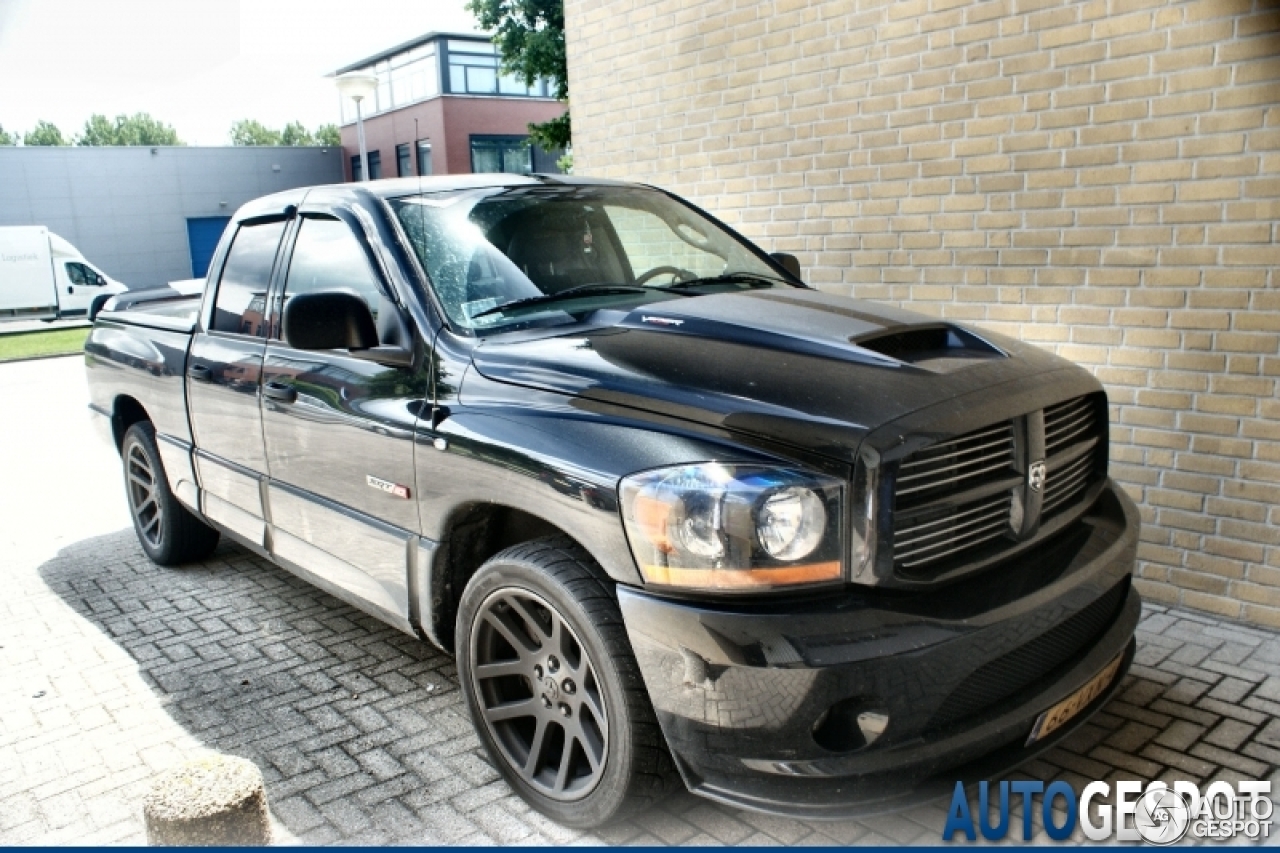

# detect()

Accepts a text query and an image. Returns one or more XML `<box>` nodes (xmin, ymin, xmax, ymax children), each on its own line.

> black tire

<box><xmin>121</xmin><ymin>422</ymin><xmax>220</xmax><ymax>566</ymax></box>
<box><xmin>456</xmin><ymin>536</ymin><xmax>679</xmax><ymax>828</ymax></box>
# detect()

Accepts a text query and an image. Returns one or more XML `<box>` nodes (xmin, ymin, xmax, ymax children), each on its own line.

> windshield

<box><xmin>389</xmin><ymin>185</ymin><xmax>793</xmax><ymax>334</ymax></box>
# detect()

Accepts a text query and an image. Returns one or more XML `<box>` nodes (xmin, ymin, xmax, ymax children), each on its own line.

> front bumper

<box><xmin>618</xmin><ymin>481</ymin><xmax>1141</xmax><ymax>818</ymax></box>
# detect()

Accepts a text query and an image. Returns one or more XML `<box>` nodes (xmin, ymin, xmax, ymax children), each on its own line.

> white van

<box><xmin>0</xmin><ymin>226</ymin><xmax>127</xmax><ymax>321</ymax></box>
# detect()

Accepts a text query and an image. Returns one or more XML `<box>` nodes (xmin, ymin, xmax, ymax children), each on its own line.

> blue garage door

<box><xmin>187</xmin><ymin>217</ymin><xmax>232</xmax><ymax>279</ymax></box>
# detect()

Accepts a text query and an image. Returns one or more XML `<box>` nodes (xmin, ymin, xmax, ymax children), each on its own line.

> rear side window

<box><xmin>278</xmin><ymin>216</ymin><xmax>385</xmax><ymax>338</ymax></box>
<box><xmin>210</xmin><ymin>220</ymin><xmax>286</xmax><ymax>336</ymax></box>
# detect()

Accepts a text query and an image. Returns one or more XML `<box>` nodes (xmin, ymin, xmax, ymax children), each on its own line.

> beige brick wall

<box><xmin>565</xmin><ymin>0</ymin><xmax>1280</xmax><ymax>625</ymax></box>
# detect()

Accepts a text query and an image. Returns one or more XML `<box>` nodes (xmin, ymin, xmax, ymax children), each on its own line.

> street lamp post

<box><xmin>335</xmin><ymin>72</ymin><xmax>379</xmax><ymax>182</ymax></box>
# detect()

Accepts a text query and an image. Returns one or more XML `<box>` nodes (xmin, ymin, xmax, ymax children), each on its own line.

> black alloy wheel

<box><xmin>121</xmin><ymin>422</ymin><xmax>220</xmax><ymax>566</ymax></box>
<box><xmin>456</xmin><ymin>537</ymin><xmax>679</xmax><ymax>828</ymax></box>
<box><xmin>470</xmin><ymin>588</ymin><xmax>609</xmax><ymax>800</ymax></box>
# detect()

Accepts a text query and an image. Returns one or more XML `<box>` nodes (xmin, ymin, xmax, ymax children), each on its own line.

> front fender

<box><xmin>415</xmin><ymin>369</ymin><xmax>848</xmax><ymax>588</ymax></box>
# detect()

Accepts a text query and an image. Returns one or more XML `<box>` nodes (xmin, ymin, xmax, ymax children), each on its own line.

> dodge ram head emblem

<box><xmin>1028</xmin><ymin>460</ymin><xmax>1046</xmax><ymax>493</ymax></box>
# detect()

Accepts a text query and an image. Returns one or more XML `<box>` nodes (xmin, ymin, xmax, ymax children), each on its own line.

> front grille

<box><xmin>927</xmin><ymin>579</ymin><xmax>1129</xmax><ymax>731</ymax></box>
<box><xmin>891</xmin><ymin>420</ymin><xmax>1018</xmax><ymax>575</ymax></box>
<box><xmin>894</xmin><ymin>493</ymin><xmax>1012</xmax><ymax>570</ymax></box>
<box><xmin>896</xmin><ymin>421</ymin><xmax>1016</xmax><ymax>503</ymax></box>
<box><xmin>889</xmin><ymin>393</ymin><xmax>1106</xmax><ymax>577</ymax></box>
<box><xmin>1043</xmin><ymin>395</ymin><xmax>1105</xmax><ymax>520</ymax></box>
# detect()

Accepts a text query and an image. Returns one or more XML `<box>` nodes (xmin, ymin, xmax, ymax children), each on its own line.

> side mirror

<box><xmin>770</xmin><ymin>252</ymin><xmax>802</xmax><ymax>280</ymax></box>
<box><xmin>282</xmin><ymin>290</ymin><xmax>413</xmax><ymax>367</ymax></box>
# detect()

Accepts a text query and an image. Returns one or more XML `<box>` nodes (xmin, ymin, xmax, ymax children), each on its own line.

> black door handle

<box><xmin>188</xmin><ymin>364</ymin><xmax>212</xmax><ymax>382</ymax></box>
<box><xmin>263</xmin><ymin>382</ymin><xmax>297</xmax><ymax>404</ymax></box>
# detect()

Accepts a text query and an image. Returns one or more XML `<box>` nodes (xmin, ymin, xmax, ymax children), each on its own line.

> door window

<box><xmin>278</xmin><ymin>216</ymin><xmax>385</xmax><ymax>342</ymax></box>
<box><xmin>210</xmin><ymin>220</ymin><xmax>286</xmax><ymax>336</ymax></box>
<box><xmin>66</xmin><ymin>262</ymin><xmax>91</xmax><ymax>286</ymax></box>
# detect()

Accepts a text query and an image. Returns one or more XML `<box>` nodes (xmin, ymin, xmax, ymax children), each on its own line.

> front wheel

<box><xmin>122</xmin><ymin>422</ymin><xmax>220</xmax><ymax>566</ymax></box>
<box><xmin>456</xmin><ymin>537</ymin><xmax>678</xmax><ymax>828</ymax></box>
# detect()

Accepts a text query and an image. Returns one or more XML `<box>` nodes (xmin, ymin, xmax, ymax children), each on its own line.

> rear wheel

<box><xmin>456</xmin><ymin>537</ymin><xmax>678</xmax><ymax>828</ymax></box>
<box><xmin>122</xmin><ymin>422</ymin><xmax>219</xmax><ymax>566</ymax></box>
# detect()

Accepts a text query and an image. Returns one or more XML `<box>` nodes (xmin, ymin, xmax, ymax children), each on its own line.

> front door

<box><xmin>60</xmin><ymin>260</ymin><xmax>105</xmax><ymax>314</ymax></box>
<box><xmin>187</xmin><ymin>217</ymin><xmax>288</xmax><ymax>546</ymax></box>
<box><xmin>260</xmin><ymin>211</ymin><xmax>427</xmax><ymax>630</ymax></box>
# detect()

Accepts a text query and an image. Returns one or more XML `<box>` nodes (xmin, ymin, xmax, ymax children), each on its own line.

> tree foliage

<box><xmin>0</xmin><ymin>125</ymin><xmax>17</xmax><ymax>145</ymax></box>
<box><xmin>315</xmin><ymin>124</ymin><xmax>341</xmax><ymax>146</ymax></box>
<box><xmin>24</xmin><ymin>120</ymin><xmax>67</xmax><ymax>146</ymax></box>
<box><xmin>77</xmin><ymin>113</ymin><xmax>182</xmax><ymax>145</ymax></box>
<box><xmin>466</xmin><ymin>0</ymin><xmax>571</xmax><ymax>151</ymax></box>
<box><xmin>230</xmin><ymin>119</ymin><xmax>282</xmax><ymax>146</ymax></box>
<box><xmin>230</xmin><ymin>119</ymin><xmax>339</xmax><ymax>146</ymax></box>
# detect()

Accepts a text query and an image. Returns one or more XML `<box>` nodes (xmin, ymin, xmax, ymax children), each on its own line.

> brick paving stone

<box><xmin>1205</xmin><ymin>719</ymin><xmax>1257</xmax><ymax>751</ymax></box>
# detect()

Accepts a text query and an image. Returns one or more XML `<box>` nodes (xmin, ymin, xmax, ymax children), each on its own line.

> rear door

<box><xmin>187</xmin><ymin>216</ymin><xmax>291</xmax><ymax>547</ymax></box>
<box><xmin>259</xmin><ymin>208</ymin><xmax>427</xmax><ymax>631</ymax></box>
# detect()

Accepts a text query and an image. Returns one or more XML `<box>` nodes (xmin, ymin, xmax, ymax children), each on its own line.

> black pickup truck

<box><xmin>86</xmin><ymin>175</ymin><xmax>1140</xmax><ymax>827</ymax></box>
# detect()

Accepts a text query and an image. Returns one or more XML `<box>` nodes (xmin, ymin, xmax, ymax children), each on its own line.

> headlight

<box><xmin>619</xmin><ymin>464</ymin><xmax>845</xmax><ymax>591</ymax></box>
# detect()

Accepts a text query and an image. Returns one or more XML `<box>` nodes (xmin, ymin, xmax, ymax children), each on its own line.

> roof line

<box><xmin>330</xmin><ymin>31</ymin><xmax>490</xmax><ymax>76</ymax></box>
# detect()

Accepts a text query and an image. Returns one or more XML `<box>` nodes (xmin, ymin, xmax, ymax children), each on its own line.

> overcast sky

<box><xmin>0</xmin><ymin>0</ymin><xmax>481</xmax><ymax>145</ymax></box>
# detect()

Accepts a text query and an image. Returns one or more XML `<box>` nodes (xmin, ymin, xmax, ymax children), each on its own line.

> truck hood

<box><xmin>469</xmin><ymin>289</ymin><xmax>1081</xmax><ymax>462</ymax></box>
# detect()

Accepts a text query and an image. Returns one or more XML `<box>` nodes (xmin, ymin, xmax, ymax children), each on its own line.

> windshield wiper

<box><xmin>471</xmin><ymin>284</ymin><xmax>662</xmax><ymax>320</ymax></box>
<box><xmin>655</xmin><ymin>271</ymin><xmax>792</xmax><ymax>291</ymax></box>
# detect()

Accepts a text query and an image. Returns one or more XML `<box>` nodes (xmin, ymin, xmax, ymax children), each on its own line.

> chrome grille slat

<box><xmin>895</xmin><ymin>500</ymin><xmax>1009</xmax><ymax>550</ymax></box>
<box><xmin>896</xmin><ymin>497</ymin><xmax>1008</xmax><ymax>536</ymax></box>
<box><xmin>898</xmin><ymin>517</ymin><xmax>1011</xmax><ymax>567</ymax></box>
<box><xmin>897</xmin><ymin>450</ymin><xmax>1013</xmax><ymax>484</ymax></box>
<box><xmin>895</xmin><ymin>461</ymin><xmax>1014</xmax><ymax>497</ymax></box>
<box><xmin>1047</xmin><ymin>419</ymin><xmax>1095</xmax><ymax>454</ymax></box>
<box><xmin>899</xmin><ymin>436</ymin><xmax>1013</xmax><ymax>472</ymax></box>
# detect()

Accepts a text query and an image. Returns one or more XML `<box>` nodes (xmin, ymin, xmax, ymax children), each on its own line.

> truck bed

<box><xmin>99</xmin><ymin>287</ymin><xmax>201</xmax><ymax>334</ymax></box>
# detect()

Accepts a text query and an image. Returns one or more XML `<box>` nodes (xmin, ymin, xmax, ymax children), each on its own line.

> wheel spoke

<box><xmin>507</xmin><ymin>595</ymin><xmax>551</xmax><ymax>642</ymax></box>
<box><xmin>553</xmin><ymin>740</ymin><xmax>573</xmax><ymax>793</ymax></box>
<box><xmin>128</xmin><ymin>471</ymin><xmax>152</xmax><ymax>489</ymax></box>
<box><xmin>484</xmin><ymin>697</ymin><xmax>537</xmax><ymax>723</ymax></box>
<box><xmin>143</xmin><ymin>515</ymin><xmax>161</xmax><ymax>535</ymax></box>
<box><xmin>522</xmin><ymin>718</ymin><xmax>548</xmax><ymax>778</ymax></box>
<box><xmin>482</xmin><ymin>609</ymin><xmax>540</xmax><ymax>655</ymax></box>
<box><xmin>473</xmin><ymin>658</ymin><xmax>527</xmax><ymax>681</ymax></box>
<box><xmin>574</xmin><ymin>724</ymin><xmax>601</xmax><ymax>772</ymax></box>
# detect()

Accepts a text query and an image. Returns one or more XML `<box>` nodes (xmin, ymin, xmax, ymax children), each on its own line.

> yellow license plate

<box><xmin>1025</xmin><ymin>652</ymin><xmax>1123</xmax><ymax>746</ymax></box>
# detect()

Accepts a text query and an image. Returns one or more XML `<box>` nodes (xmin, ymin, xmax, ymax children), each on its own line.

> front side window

<box><xmin>391</xmin><ymin>186</ymin><xmax>792</xmax><ymax>336</ymax></box>
<box><xmin>66</xmin><ymin>262</ymin><xmax>88</xmax><ymax>285</ymax></box>
<box><xmin>210</xmin><ymin>220</ymin><xmax>286</xmax><ymax>336</ymax></box>
<box><xmin>278</xmin><ymin>216</ymin><xmax>384</xmax><ymax>343</ymax></box>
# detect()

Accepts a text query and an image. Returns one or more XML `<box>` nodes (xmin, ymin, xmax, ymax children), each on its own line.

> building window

<box><xmin>397</xmin><ymin>143</ymin><xmax>412</xmax><ymax>177</ymax></box>
<box><xmin>350</xmin><ymin>150</ymin><xmax>383</xmax><ymax>181</ymax></box>
<box><xmin>340</xmin><ymin>45</ymin><xmax>440</xmax><ymax>123</ymax></box>
<box><xmin>446</xmin><ymin>39</ymin><xmax>551</xmax><ymax>97</ymax></box>
<box><xmin>470</xmin><ymin>135</ymin><xmax>532</xmax><ymax>175</ymax></box>
<box><xmin>417</xmin><ymin>141</ymin><xmax>433</xmax><ymax>176</ymax></box>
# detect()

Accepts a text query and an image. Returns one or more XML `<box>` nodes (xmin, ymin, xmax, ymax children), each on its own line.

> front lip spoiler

<box><xmin>685</xmin><ymin>631</ymin><xmax>1138</xmax><ymax>821</ymax></box>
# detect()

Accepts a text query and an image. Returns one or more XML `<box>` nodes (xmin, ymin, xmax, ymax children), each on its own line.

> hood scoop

<box><xmin>853</xmin><ymin>324</ymin><xmax>1006</xmax><ymax>373</ymax></box>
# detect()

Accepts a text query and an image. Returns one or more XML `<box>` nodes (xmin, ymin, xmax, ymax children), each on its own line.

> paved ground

<box><xmin>2</xmin><ymin>356</ymin><xmax>1278</xmax><ymax>845</ymax></box>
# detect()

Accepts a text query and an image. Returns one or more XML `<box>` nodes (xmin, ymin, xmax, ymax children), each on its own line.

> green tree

<box><xmin>230</xmin><ymin>119</ymin><xmax>282</xmax><ymax>146</ymax></box>
<box><xmin>314</xmin><ymin>124</ymin><xmax>340</xmax><ymax>146</ymax></box>
<box><xmin>466</xmin><ymin>0</ymin><xmax>571</xmax><ymax>151</ymax></box>
<box><xmin>24</xmin><ymin>120</ymin><xmax>67</xmax><ymax>146</ymax></box>
<box><xmin>0</xmin><ymin>125</ymin><xmax>17</xmax><ymax>145</ymax></box>
<box><xmin>77</xmin><ymin>113</ymin><xmax>182</xmax><ymax>146</ymax></box>
<box><xmin>280</xmin><ymin>121</ymin><xmax>314</xmax><ymax>146</ymax></box>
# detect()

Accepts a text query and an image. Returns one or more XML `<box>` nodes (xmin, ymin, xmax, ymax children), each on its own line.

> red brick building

<box><xmin>333</xmin><ymin>32</ymin><xmax>567</xmax><ymax>180</ymax></box>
